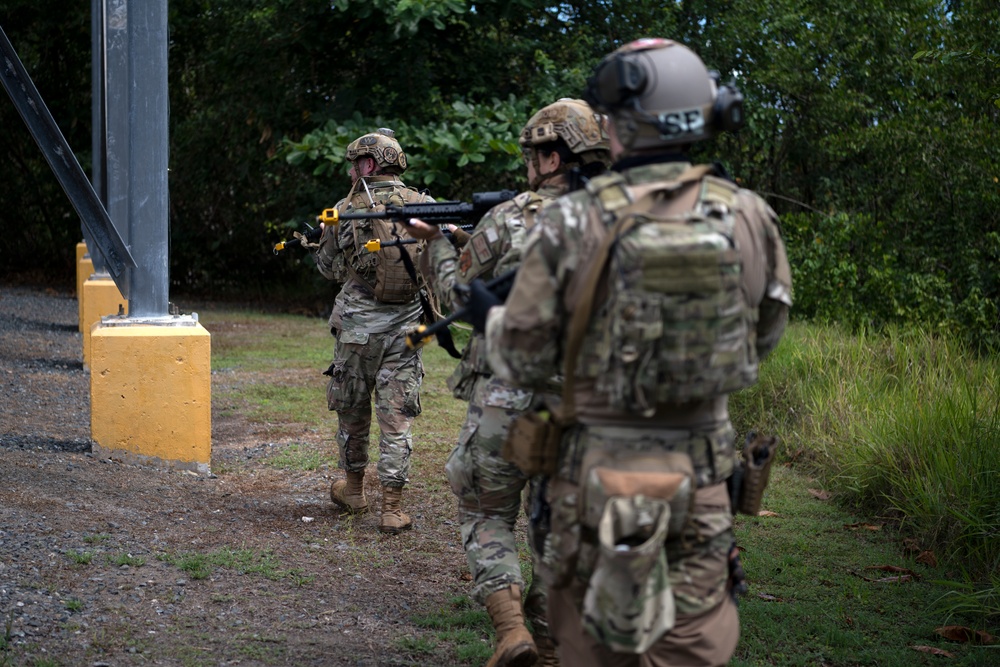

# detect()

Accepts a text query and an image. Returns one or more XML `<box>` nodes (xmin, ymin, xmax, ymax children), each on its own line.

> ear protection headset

<box><xmin>583</xmin><ymin>50</ymin><xmax>746</xmax><ymax>136</ymax></box>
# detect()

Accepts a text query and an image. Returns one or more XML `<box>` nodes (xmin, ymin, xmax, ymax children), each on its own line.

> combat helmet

<box><xmin>518</xmin><ymin>98</ymin><xmax>611</xmax><ymax>188</ymax></box>
<box><xmin>583</xmin><ymin>38</ymin><xmax>745</xmax><ymax>153</ymax></box>
<box><xmin>345</xmin><ymin>128</ymin><xmax>408</xmax><ymax>173</ymax></box>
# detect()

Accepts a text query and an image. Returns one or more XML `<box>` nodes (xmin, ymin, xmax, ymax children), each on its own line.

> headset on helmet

<box><xmin>345</xmin><ymin>127</ymin><xmax>408</xmax><ymax>173</ymax></box>
<box><xmin>583</xmin><ymin>39</ymin><xmax>745</xmax><ymax>150</ymax></box>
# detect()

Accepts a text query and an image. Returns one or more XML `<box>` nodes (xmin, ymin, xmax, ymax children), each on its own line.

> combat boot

<box><xmin>378</xmin><ymin>485</ymin><xmax>412</xmax><ymax>534</ymax></box>
<box><xmin>330</xmin><ymin>470</ymin><xmax>368</xmax><ymax>513</ymax></box>
<box><xmin>533</xmin><ymin>635</ymin><xmax>560</xmax><ymax>667</ymax></box>
<box><xmin>484</xmin><ymin>585</ymin><xmax>537</xmax><ymax>667</ymax></box>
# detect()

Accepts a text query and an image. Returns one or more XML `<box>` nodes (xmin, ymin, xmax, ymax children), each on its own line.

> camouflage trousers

<box><xmin>445</xmin><ymin>374</ymin><xmax>550</xmax><ymax>636</ymax></box>
<box><xmin>539</xmin><ymin>424</ymin><xmax>739</xmax><ymax>664</ymax></box>
<box><xmin>325</xmin><ymin>329</ymin><xmax>423</xmax><ymax>488</ymax></box>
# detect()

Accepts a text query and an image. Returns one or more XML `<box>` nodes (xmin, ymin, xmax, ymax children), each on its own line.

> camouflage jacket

<box><xmin>485</xmin><ymin>159</ymin><xmax>793</xmax><ymax>428</ymax></box>
<box><xmin>315</xmin><ymin>175</ymin><xmax>430</xmax><ymax>335</ymax></box>
<box><xmin>424</xmin><ymin>183</ymin><xmax>567</xmax><ymax>401</ymax></box>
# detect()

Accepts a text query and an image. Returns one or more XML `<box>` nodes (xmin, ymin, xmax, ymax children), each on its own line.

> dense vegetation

<box><xmin>1</xmin><ymin>0</ymin><xmax>997</xmax><ymax>344</ymax></box>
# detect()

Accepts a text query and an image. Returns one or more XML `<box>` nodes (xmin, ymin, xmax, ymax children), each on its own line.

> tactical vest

<box><xmin>344</xmin><ymin>185</ymin><xmax>427</xmax><ymax>304</ymax></box>
<box><xmin>575</xmin><ymin>169</ymin><xmax>760</xmax><ymax>415</ymax></box>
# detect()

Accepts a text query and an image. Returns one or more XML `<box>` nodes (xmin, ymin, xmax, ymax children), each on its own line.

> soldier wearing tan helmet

<box><xmin>465</xmin><ymin>39</ymin><xmax>792</xmax><ymax>665</ymax></box>
<box><xmin>310</xmin><ymin>128</ymin><xmax>433</xmax><ymax>534</ymax></box>
<box><xmin>406</xmin><ymin>99</ymin><xmax>610</xmax><ymax>667</ymax></box>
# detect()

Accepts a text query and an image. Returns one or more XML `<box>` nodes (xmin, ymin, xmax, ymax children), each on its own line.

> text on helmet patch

<box><xmin>657</xmin><ymin>108</ymin><xmax>705</xmax><ymax>139</ymax></box>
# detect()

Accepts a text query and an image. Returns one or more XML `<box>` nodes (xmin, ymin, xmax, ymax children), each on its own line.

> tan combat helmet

<box><xmin>583</xmin><ymin>38</ymin><xmax>745</xmax><ymax>153</ymax></box>
<box><xmin>519</xmin><ymin>98</ymin><xmax>611</xmax><ymax>188</ymax></box>
<box><xmin>519</xmin><ymin>98</ymin><xmax>610</xmax><ymax>165</ymax></box>
<box><xmin>345</xmin><ymin>127</ymin><xmax>408</xmax><ymax>173</ymax></box>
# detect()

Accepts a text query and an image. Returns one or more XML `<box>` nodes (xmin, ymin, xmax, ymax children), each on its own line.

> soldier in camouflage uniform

<box><xmin>311</xmin><ymin>128</ymin><xmax>432</xmax><ymax>534</ymax></box>
<box><xmin>405</xmin><ymin>100</ymin><xmax>610</xmax><ymax>667</ymax></box>
<box><xmin>469</xmin><ymin>39</ymin><xmax>793</xmax><ymax>665</ymax></box>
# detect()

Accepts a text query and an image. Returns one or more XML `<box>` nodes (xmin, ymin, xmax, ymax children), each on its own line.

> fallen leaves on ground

<box><xmin>844</xmin><ymin>522</ymin><xmax>882</xmax><ymax>531</ymax></box>
<box><xmin>935</xmin><ymin>625</ymin><xmax>996</xmax><ymax>644</ymax></box>
<box><xmin>911</xmin><ymin>645</ymin><xmax>955</xmax><ymax>657</ymax></box>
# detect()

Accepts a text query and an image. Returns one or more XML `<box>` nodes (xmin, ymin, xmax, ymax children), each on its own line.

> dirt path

<box><xmin>0</xmin><ymin>284</ymin><xmax>476</xmax><ymax>667</ymax></box>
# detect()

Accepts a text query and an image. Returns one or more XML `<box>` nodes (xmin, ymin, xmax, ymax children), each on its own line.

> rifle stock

<box><xmin>406</xmin><ymin>269</ymin><xmax>517</xmax><ymax>350</ymax></box>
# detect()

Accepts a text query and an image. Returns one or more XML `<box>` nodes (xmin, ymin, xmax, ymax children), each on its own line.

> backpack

<box><xmin>576</xmin><ymin>167</ymin><xmax>759</xmax><ymax>415</ymax></box>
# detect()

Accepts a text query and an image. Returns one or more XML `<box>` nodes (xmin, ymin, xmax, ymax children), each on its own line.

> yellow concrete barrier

<box><xmin>81</xmin><ymin>277</ymin><xmax>127</xmax><ymax>366</ymax></box>
<box><xmin>76</xmin><ymin>253</ymin><xmax>95</xmax><ymax>331</ymax></box>
<box><xmin>90</xmin><ymin>321</ymin><xmax>212</xmax><ymax>474</ymax></box>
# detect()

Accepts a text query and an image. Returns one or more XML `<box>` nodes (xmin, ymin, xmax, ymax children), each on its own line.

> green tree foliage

<box><xmin>0</xmin><ymin>1</ymin><xmax>92</xmax><ymax>281</ymax></box>
<box><xmin>0</xmin><ymin>0</ymin><xmax>996</xmax><ymax>343</ymax></box>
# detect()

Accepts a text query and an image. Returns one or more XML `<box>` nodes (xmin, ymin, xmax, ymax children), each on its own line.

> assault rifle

<box><xmin>405</xmin><ymin>269</ymin><xmax>517</xmax><ymax>350</ymax></box>
<box><xmin>272</xmin><ymin>190</ymin><xmax>518</xmax><ymax>254</ymax></box>
<box><xmin>362</xmin><ymin>225</ymin><xmax>473</xmax><ymax>253</ymax></box>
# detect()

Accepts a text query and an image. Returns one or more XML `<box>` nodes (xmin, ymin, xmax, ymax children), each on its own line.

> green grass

<box><xmin>408</xmin><ymin>595</ymin><xmax>493</xmax><ymax>664</ymax></box>
<box><xmin>731</xmin><ymin>322</ymin><xmax>1000</xmax><ymax>621</ymax></box>
<box><xmin>201</xmin><ymin>310</ymin><xmax>333</xmax><ymax>372</ymax></box>
<box><xmin>264</xmin><ymin>442</ymin><xmax>334</xmax><ymax>471</ymax></box>
<box><xmin>158</xmin><ymin>547</ymin><xmax>306</xmax><ymax>582</ymax></box>
<box><xmin>64</xmin><ymin>550</ymin><xmax>93</xmax><ymax>565</ymax></box>
<box><xmin>733</xmin><ymin>466</ymin><xmax>997</xmax><ymax>666</ymax></box>
<box><xmin>108</xmin><ymin>553</ymin><xmax>146</xmax><ymax>567</ymax></box>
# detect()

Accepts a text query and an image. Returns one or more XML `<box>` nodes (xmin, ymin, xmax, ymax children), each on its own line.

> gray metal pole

<box><xmin>87</xmin><ymin>0</ymin><xmax>109</xmax><ymax>273</ymax></box>
<box><xmin>127</xmin><ymin>0</ymin><xmax>170</xmax><ymax>317</ymax></box>
<box><xmin>90</xmin><ymin>0</ymin><xmax>107</xmax><ymax>208</ymax></box>
<box><xmin>105</xmin><ymin>0</ymin><xmax>129</xmax><ymax>274</ymax></box>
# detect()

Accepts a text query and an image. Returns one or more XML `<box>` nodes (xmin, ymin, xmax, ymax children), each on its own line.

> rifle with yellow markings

<box><xmin>273</xmin><ymin>190</ymin><xmax>517</xmax><ymax>254</ymax></box>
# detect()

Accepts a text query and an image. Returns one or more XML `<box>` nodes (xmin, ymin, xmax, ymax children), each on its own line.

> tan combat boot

<box><xmin>484</xmin><ymin>585</ymin><xmax>538</xmax><ymax>667</ymax></box>
<box><xmin>330</xmin><ymin>470</ymin><xmax>368</xmax><ymax>513</ymax></box>
<box><xmin>378</xmin><ymin>485</ymin><xmax>412</xmax><ymax>534</ymax></box>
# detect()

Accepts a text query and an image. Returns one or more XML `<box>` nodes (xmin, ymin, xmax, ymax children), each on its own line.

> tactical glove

<box><xmin>463</xmin><ymin>278</ymin><xmax>502</xmax><ymax>334</ymax></box>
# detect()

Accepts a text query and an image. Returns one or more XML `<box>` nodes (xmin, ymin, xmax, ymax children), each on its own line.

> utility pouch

<box><xmin>737</xmin><ymin>432</ymin><xmax>779</xmax><ymax>515</ymax></box>
<box><xmin>579</xmin><ymin>449</ymin><xmax>694</xmax><ymax>653</ymax></box>
<box><xmin>501</xmin><ymin>408</ymin><xmax>562</xmax><ymax>477</ymax></box>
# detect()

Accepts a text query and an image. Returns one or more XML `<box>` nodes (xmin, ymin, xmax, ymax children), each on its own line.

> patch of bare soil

<box><xmin>0</xmin><ymin>284</ymin><xmax>475</xmax><ymax>666</ymax></box>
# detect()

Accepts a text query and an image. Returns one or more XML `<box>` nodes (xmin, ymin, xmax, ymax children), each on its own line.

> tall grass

<box><xmin>731</xmin><ymin>322</ymin><xmax>1000</xmax><ymax>620</ymax></box>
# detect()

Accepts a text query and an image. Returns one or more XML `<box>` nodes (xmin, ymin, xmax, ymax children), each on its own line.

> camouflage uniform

<box><xmin>485</xmin><ymin>159</ymin><xmax>792</xmax><ymax>665</ymax></box>
<box><xmin>423</xmin><ymin>184</ymin><xmax>564</xmax><ymax>625</ymax></box>
<box><xmin>315</xmin><ymin>174</ymin><xmax>431</xmax><ymax>489</ymax></box>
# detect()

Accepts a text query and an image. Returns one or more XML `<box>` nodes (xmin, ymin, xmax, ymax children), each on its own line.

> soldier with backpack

<box><xmin>466</xmin><ymin>39</ymin><xmax>793</xmax><ymax>665</ymax></box>
<box><xmin>406</xmin><ymin>98</ymin><xmax>611</xmax><ymax>667</ymax></box>
<box><xmin>310</xmin><ymin>128</ymin><xmax>432</xmax><ymax>534</ymax></box>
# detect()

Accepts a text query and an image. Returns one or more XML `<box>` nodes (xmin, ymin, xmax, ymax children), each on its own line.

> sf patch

<box><xmin>471</xmin><ymin>234</ymin><xmax>495</xmax><ymax>266</ymax></box>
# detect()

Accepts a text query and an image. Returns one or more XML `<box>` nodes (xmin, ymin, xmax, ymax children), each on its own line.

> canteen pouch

<box><xmin>579</xmin><ymin>450</ymin><xmax>694</xmax><ymax>653</ymax></box>
<box><xmin>737</xmin><ymin>432</ymin><xmax>778</xmax><ymax>515</ymax></box>
<box><xmin>501</xmin><ymin>408</ymin><xmax>562</xmax><ymax>477</ymax></box>
<box><xmin>583</xmin><ymin>495</ymin><xmax>674</xmax><ymax>654</ymax></box>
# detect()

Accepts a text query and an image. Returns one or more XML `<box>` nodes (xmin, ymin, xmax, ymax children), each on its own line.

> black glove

<box><xmin>464</xmin><ymin>278</ymin><xmax>502</xmax><ymax>334</ymax></box>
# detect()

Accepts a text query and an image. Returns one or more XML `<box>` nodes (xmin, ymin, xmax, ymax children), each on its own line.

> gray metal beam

<box><xmin>105</xmin><ymin>0</ymin><xmax>129</xmax><ymax>274</ymax></box>
<box><xmin>0</xmin><ymin>24</ymin><xmax>135</xmax><ymax>291</ymax></box>
<box><xmin>86</xmin><ymin>0</ymin><xmax>109</xmax><ymax>273</ymax></box>
<box><xmin>126</xmin><ymin>0</ymin><xmax>170</xmax><ymax>317</ymax></box>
